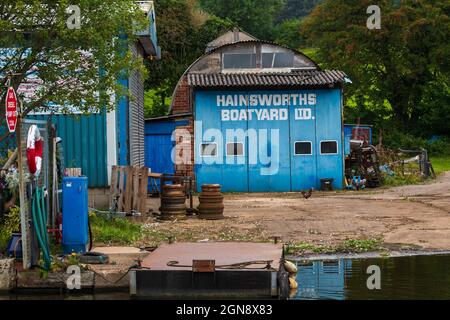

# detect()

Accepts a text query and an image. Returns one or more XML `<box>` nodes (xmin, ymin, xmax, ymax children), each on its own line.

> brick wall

<box><xmin>171</xmin><ymin>76</ymin><xmax>196</xmax><ymax>186</ymax></box>
<box><xmin>174</xmin><ymin>119</ymin><xmax>195</xmax><ymax>185</ymax></box>
<box><xmin>171</xmin><ymin>76</ymin><xmax>190</xmax><ymax>115</ymax></box>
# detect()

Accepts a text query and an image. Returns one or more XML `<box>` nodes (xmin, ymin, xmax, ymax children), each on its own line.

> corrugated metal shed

<box><xmin>28</xmin><ymin>113</ymin><xmax>108</xmax><ymax>187</ymax></box>
<box><xmin>188</xmin><ymin>70</ymin><xmax>347</xmax><ymax>88</ymax></box>
<box><xmin>129</xmin><ymin>43</ymin><xmax>146</xmax><ymax>167</ymax></box>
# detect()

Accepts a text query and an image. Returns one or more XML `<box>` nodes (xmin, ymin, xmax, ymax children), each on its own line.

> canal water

<box><xmin>1</xmin><ymin>254</ymin><xmax>449</xmax><ymax>300</ymax></box>
<box><xmin>292</xmin><ymin>254</ymin><xmax>450</xmax><ymax>300</ymax></box>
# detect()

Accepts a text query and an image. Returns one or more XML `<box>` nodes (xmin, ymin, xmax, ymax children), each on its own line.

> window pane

<box><xmin>273</xmin><ymin>53</ymin><xmax>294</xmax><ymax>68</ymax></box>
<box><xmin>320</xmin><ymin>141</ymin><xmax>338</xmax><ymax>154</ymax></box>
<box><xmin>223</xmin><ymin>53</ymin><xmax>256</xmax><ymax>69</ymax></box>
<box><xmin>201</xmin><ymin>143</ymin><xmax>217</xmax><ymax>156</ymax></box>
<box><xmin>295</xmin><ymin>142</ymin><xmax>312</xmax><ymax>155</ymax></box>
<box><xmin>262</xmin><ymin>53</ymin><xmax>274</xmax><ymax>68</ymax></box>
<box><xmin>227</xmin><ymin>143</ymin><xmax>244</xmax><ymax>156</ymax></box>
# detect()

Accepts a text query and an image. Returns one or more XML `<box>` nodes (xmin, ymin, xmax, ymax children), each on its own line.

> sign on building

<box><xmin>5</xmin><ymin>86</ymin><xmax>18</xmax><ymax>133</ymax></box>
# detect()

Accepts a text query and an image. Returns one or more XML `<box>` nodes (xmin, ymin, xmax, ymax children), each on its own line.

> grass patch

<box><xmin>335</xmin><ymin>238</ymin><xmax>383</xmax><ymax>253</ymax></box>
<box><xmin>285</xmin><ymin>242</ymin><xmax>331</xmax><ymax>255</ymax></box>
<box><xmin>285</xmin><ymin>238</ymin><xmax>384</xmax><ymax>256</ymax></box>
<box><xmin>89</xmin><ymin>212</ymin><xmax>142</xmax><ymax>245</ymax></box>
<box><xmin>430</xmin><ymin>156</ymin><xmax>450</xmax><ymax>175</ymax></box>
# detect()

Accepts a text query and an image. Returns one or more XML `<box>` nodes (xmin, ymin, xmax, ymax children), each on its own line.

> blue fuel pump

<box><xmin>62</xmin><ymin>176</ymin><xmax>88</xmax><ymax>254</ymax></box>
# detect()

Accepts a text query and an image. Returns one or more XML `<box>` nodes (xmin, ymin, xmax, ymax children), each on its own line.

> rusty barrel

<box><xmin>198</xmin><ymin>184</ymin><xmax>224</xmax><ymax>220</ymax></box>
<box><xmin>160</xmin><ymin>184</ymin><xmax>187</xmax><ymax>221</ymax></box>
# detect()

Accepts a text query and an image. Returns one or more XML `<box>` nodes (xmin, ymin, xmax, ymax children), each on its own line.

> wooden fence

<box><xmin>110</xmin><ymin>166</ymin><xmax>148</xmax><ymax>213</ymax></box>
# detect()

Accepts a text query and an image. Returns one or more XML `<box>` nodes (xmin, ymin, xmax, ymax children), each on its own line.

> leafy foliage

<box><xmin>199</xmin><ymin>0</ymin><xmax>284</xmax><ymax>40</ymax></box>
<box><xmin>145</xmin><ymin>0</ymin><xmax>233</xmax><ymax>116</ymax></box>
<box><xmin>144</xmin><ymin>87</ymin><xmax>171</xmax><ymax>118</ymax></box>
<box><xmin>0</xmin><ymin>0</ymin><xmax>148</xmax><ymax>122</ymax></box>
<box><xmin>276</xmin><ymin>0</ymin><xmax>324</xmax><ymax>23</ymax></box>
<box><xmin>0</xmin><ymin>206</ymin><xmax>20</xmax><ymax>253</ymax></box>
<box><xmin>303</xmin><ymin>0</ymin><xmax>450</xmax><ymax>137</ymax></box>
<box><xmin>273</xmin><ymin>19</ymin><xmax>304</xmax><ymax>48</ymax></box>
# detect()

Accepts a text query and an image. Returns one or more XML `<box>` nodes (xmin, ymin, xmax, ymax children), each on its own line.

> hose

<box><xmin>31</xmin><ymin>186</ymin><xmax>51</xmax><ymax>271</ymax></box>
<box><xmin>88</xmin><ymin>215</ymin><xmax>93</xmax><ymax>252</ymax></box>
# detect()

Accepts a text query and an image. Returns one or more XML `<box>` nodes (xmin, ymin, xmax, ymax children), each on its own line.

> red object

<box><xmin>5</xmin><ymin>87</ymin><xmax>18</xmax><ymax>133</ymax></box>
<box><xmin>26</xmin><ymin>147</ymin><xmax>37</xmax><ymax>174</ymax></box>
<box><xmin>26</xmin><ymin>125</ymin><xmax>43</xmax><ymax>175</ymax></box>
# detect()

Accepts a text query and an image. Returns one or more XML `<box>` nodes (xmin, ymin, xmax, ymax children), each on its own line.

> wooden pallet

<box><xmin>110</xmin><ymin>166</ymin><xmax>148</xmax><ymax>213</ymax></box>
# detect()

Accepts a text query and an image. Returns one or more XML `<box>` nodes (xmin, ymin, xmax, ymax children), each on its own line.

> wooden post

<box><xmin>132</xmin><ymin>167</ymin><xmax>140</xmax><ymax>211</ymax></box>
<box><xmin>17</xmin><ymin>118</ymin><xmax>31</xmax><ymax>269</ymax></box>
<box><xmin>138</xmin><ymin>167</ymin><xmax>148</xmax><ymax>214</ymax></box>
<box><xmin>109</xmin><ymin>165</ymin><xmax>118</xmax><ymax>210</ymax></box>
<box><xmin>118</xmin><ymin>167</ymin><xmax>125</xmax><ymax>212</ymax></box>
<box><xmin>124</xmin><ymin>166</ymin><xmax>133</xmax><ymax>213</ymax></box>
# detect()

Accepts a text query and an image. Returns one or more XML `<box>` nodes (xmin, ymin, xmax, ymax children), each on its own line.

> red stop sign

<box><xmin>5</xmin><ymin>87</ymin><xmax>18</xmax><ymax>133</ymax></box>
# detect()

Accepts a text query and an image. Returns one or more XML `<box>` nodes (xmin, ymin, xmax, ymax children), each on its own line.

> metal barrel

<box><xmin>198</xmin><ymin>184</ymin><xmax>224</xmax><ymax>220</ymax></box>
<box><xmin>160</xmin><ymin>184</ymin><xmax>187</xmax><ymax>221</ymax></box>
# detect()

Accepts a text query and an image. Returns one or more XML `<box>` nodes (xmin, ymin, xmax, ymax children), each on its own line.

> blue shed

<box><xmin>146</xmin><ymin>30</ymin><xmax>349</xmax><ymax>192</ymax></box>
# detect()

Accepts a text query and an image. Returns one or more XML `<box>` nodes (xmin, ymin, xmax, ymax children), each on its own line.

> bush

<box><xmin>427</xmin><ymin>137</ymin><xmax>450</xmax><ymax>156</ymax></box>
<box><xmin>0</xmin><ymin>206</ymin><xmax>21</xmax><ymax>253</ymax></box>
<box><xmin>382</xmin><ymin>129</ymin><xmax>450</xmax><ymax>156</ymax></box>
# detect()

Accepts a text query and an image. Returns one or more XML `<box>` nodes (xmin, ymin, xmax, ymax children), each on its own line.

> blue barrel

<box><xmin>62</xmin><ymin>176</ymin><xmax>88</xmax><ymax>254</ymax></box>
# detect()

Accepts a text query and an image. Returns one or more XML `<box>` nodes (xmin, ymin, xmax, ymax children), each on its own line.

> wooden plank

<box><xmin>132</xmin><ymin>167</ymin><xmax>140</xmax><ymax>211</ymax></box>
<box><xmin>138</xmin><ymin>167</ymin><xmax>149</xmax><ymax>213</ymax></box>
<box><xmin>148</xmin><ymin>173</ymin><xmax>162</xmax><ymax>178</ymax></box>
<box><xmin>118</xmin><ymin>167</ymin><xmax>126</xmax><ymax>212</ymax></box>
<box><xmin>109</xmin><ymin>165</ymin><xmax>118</xmax><ymax>209</ymax></box>
<box><xmin>66</xmin><ymin>167</ymin><xmax>82</xmax><ymax>177</ymax></box>
<box><xmin>124</xmin><ymin>166</ymin><xmax>133</xmax><ymax>213</ymax></box>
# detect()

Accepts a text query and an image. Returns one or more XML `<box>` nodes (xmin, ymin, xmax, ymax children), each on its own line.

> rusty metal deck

<box><xmin>131</xmin><ymin>242</ymin><xmax>284</xmax><ymax>298</ymax></box>
<box><xmin>141</xmin><ymin>242</ymin><xmax>283</xmax><ymax>271</ymax></box>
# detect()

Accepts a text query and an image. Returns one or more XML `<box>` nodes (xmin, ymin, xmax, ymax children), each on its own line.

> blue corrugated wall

<box><xmin>28</xmin><ymin>112</ymin><xmax>108</xmax><ymax>187</ymax></box>
<box><xmin>144</xmin><ymin>119</ymin><xmax>189</xmax><ymax>191</ymax></box>
<box><xmin>194</xmin><ymin>89</ymin><xmax>344</xmax><ymax>192</ymax></box>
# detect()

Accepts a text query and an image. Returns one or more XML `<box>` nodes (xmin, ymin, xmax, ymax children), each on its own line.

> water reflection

<box><xmin>292</xmin><ymin>254</ymin><xmax>450</xmax><ymax>300</ymax></box>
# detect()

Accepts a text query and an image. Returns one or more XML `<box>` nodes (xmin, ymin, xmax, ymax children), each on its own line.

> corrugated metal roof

<box><xmin>187</xmin><ymin>70</ymin><xmax>347</xmax><ymax>88</ymax></box>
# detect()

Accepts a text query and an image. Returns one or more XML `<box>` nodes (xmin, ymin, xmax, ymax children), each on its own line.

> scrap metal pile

<box><xmin>345</xmin><ymin>138</ymin><xmax>435</xmax><ymax>190</ymax></box>
<box><xmin>345</xmin><ymin>141</ymin><xmax>382</xmax><ymax>189</ymax></box>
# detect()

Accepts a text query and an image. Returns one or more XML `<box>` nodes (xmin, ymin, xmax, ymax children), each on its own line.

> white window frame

<box><xmin>294</xmin><ymin>140</ymin><xmax>313</xmax><ymax>156</ymax></box>
<box><xmin>226</xmin><ymin>142</ymin><xmax>245</xmax><ymax>157</ymax></box>
<box><xmin>199</xmin><ymin>142</ymin><xmax>218</xmax><ymax>157</ymax></box>
<box><xmin>319</xmin><ymin>140</ymin><xmax>339</xmax><ymax>155</ymax></box>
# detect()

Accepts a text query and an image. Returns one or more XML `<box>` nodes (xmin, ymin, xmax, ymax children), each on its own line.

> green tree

<box><xmin>199</xmin><ymin>0</ymin><xmax>284</xmax><ymax>40</ymax></box>
<box><xmin>303</xmin><ymin>0</ymin><xmax>450</xmax><ymax>137</ymax></box>
<box><xmin>0</xmin><ymin>0</ymin><xmax>148</xmax><ymax>139</ymax></box>
<box><xmin>144</xmin><ymin>0</ymin><xmax>233</xmax><ymax>117</ymax></box>
<box><xmin>273</xmin><ymin>18</ymin><xmax>303</xmax><ymax>49</ymax></box>
<box><xmin>276</xmin><ymin>0</ymin><xmax>324</xmax><ymax>23</ymax></box>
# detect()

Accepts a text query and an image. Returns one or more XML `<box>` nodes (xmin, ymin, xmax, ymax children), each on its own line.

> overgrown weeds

<box><xmin>0</xmin><ymin>206</ymin><xmax>20</xmax><ymax>253</ymax></box>
<box><xmin>89</xmin><ymin>212</ymin><xmax>142</xmax><ymax>245</ymax></box>
<box><xmin>285</xmin><ymin>238</ymin><xmax>384</xmax><ymax>256</ymax></box>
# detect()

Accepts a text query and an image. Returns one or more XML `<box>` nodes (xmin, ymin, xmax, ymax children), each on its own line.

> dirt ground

<box><xmin>143</xmin><ymin>172</ymin><xmax>450</xmax><ymax>251</ymax></box>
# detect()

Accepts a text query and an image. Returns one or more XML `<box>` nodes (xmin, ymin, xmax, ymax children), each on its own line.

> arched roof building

<box><xmin>147</xmin><ymin>30</ymin><xmax>348</xmax><ymax>192</ymax></box>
